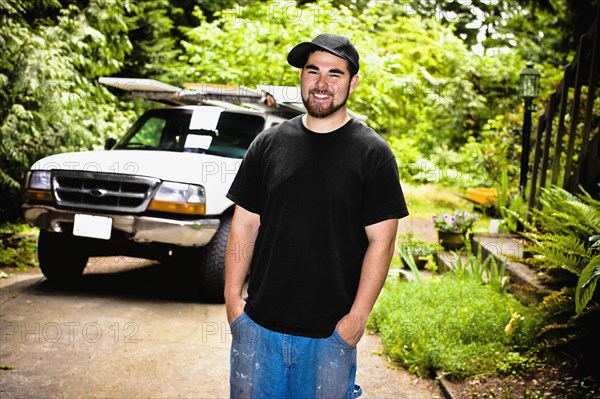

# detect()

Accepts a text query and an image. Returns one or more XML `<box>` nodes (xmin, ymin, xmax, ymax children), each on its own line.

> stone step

<box><xmin>472</xmin><ymin>233</ymin><xmax>552</xmax><ymax>304</ymax></box>
<box><xmin>435</xmin><ymin>233</ymin><xmax>553</xmax><ymax>305</ymax></box>
<box><xmin>400</xmin><ymin>232</ymin><xmax>553</xmax><ymax>305</ymax></box>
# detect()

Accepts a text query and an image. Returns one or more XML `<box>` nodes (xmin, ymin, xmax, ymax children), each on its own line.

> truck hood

<box><xmin>32</xmin><ymin>150</ymin><xmax>242</xmax><ymax>185</ymax></box>
<box><xmin>31</xmin><ymin>150</ymin><xmax>242</xmax><ymax>215</ymax></box>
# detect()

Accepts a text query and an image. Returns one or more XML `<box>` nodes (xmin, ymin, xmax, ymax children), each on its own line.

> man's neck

<box><xmin>302</xmin><ymin>109</ymin><xmax>351</xmax><ymax>133</ymax></box>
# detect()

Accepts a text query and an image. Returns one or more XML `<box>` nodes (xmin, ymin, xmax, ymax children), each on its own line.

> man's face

<box><xmin>300</xmin><ymin>50</ymin><xmax>359</xmax><ymax>119</ymax></box>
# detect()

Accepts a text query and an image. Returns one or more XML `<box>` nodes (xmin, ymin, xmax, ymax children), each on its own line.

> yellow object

<box><xmin>25</xmin><ymin>189</ymin><xmax>53</xmax><ymax>202</ymax></box>
<box><xmin>148</xmin><ymin>200</ymin><xmax>205</xmax><ymax>215</ymax></box>
<box><xmin>466</xmin><ymin>187</ymin><xmax>498</xmax><ymax>206</ymax></box>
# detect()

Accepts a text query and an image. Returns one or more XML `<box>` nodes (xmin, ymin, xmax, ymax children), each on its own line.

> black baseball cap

<box><xmin>287</xmin><ymin>33</ymin><xmax>360</xmax><ymax>75</ymax></box>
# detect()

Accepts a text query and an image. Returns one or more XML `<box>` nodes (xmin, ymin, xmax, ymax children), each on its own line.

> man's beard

<box><xmin>302</xmin><ymin>86</ymin><xmax>350</xmax><ymax>118</ymax></box>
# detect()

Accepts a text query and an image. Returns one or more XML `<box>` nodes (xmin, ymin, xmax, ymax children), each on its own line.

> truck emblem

<box><xmin>90</xmin><ymin>189</ymin><xmax>108</xmax><ymax>198</ymax></box>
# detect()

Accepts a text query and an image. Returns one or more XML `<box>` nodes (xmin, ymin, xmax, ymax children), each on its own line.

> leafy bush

<box><xmin>180</xmin><ymin>0</ymin><xmax>495</xmax><ymax>146</ymax></box>
<box><xmin>0</xmin><ymin>223</ymin><xmax>38</xmax><ymax>271</ymax></box>
<box><xmin>0</xmin><ymin>0</ymin><xmax>137</xmax><ymax>221</ymax></box>
<box><xmin>368</xmin><ymin>275</ymin><xmax>544</xmax><ymax>378</ymax></box>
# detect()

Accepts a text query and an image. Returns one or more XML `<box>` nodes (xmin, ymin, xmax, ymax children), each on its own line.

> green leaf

<box><xmin>575</xmin><ymin>255</ymin><xmax>600</xmax><ymax>314</ymax></box>
<box><xmin>398</xmin><ymin>245</ymin><xmax>422</xmax><ymax>283</ymax></box>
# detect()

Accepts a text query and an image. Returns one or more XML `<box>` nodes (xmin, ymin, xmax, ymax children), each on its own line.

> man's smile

<box><xmin>310</xmin><ymin>91</ymin><xmax>333</xmax><ymax>102</ymax></box>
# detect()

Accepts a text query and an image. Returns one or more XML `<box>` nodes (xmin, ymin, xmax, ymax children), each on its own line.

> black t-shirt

<box><xmin>227</xmin><ymin>116</ymin><xmax>409</xmax><ymax>338</ymax></box>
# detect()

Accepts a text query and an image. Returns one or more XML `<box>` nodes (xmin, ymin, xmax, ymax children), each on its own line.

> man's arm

<box><xmin>224</xmin><ymin>205</ymin><xmax>260</xmax><ymax>324</ymax></box>
<box><xmin>336</xmin><ymin>218</ymin><xmax>398</xmax><ymax>346</ymax></box>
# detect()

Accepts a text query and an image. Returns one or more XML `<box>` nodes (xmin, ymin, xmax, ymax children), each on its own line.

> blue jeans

<box><xmin>230</xmin><ymin>313</ymin><xmax>363</xmax><ymax>399</ymax></box>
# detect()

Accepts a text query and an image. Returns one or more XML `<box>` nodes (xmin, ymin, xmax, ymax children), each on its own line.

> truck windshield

<box><xmin>115</xmin><ymin>108</ymin><xmax>265</xmax><ymax>158</ymax></box>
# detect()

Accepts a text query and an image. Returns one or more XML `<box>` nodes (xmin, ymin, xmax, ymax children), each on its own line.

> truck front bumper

<box><xmin>22</xmin><ymin>205</ymin><xmax>220</xmax><ymax>247</ymax></box>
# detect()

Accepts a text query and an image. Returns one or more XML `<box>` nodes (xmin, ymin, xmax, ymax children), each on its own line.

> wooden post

<box><xmin>539</xmin><ymin>92</ymin><xmax>557</xmax><ymax>191</ymax></box>
<box><xmin>572</xmin><ymin>10</ymin><xmax>600</xmax><ymax>194</ymax></box>
<box><xmin>551</xmin><ymin>68</ymin><xmax>571</xmax><ymax>186</ymax></box>
<box><xmin>563</xmin><ymin>34</ymin><xmax>588</xmax><ymax>191</ymax></box>
<box><xmin>528</xmin><ymin>115</ymin><xmax>547</xmax><ymax>212</ymax></box>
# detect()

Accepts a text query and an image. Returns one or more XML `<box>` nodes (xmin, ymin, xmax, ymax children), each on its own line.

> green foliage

<box><xmin>496</xmin><ymin>166</ymin><xmax>528</xmax><ymax>232</ymax></box>
<box><xmin>532</xmin><ymin>287</ymin><xmax>600</xmax><ymax>378</ymax></box>
<box><xmin>0</xmin><ymin>222</ymin><xmax>38</xmax><ymax>270</ymax></box>
<box><xmin>180</xmin><ymin>1</ymin><xmax>554</xmax><ymax>193</ymax></box>
<box><xmin>397</xmin><ymin>244</ymin><xmax>422</xmax><ymax>283</ymax></box>
<box><xmin>368</xmin><ymin>275</ymin><xmax>544</xmax><ymax>378</ymax></box>
<box><xmin>496</xmin><ymin>351</ymin><xmax>540</xmax><ymax>376</ymax></box>
<box><xmin>576</xmin><ymin>254</ymin><xmax>600</xmax><ymax>314</ymax></box>
<box><xmin>0</xmin><ymin>0</ymin><xmax>137</xmax><ymax>220</ymax></box>
<box><xmin>0</xmin><ymin>0</ymin><xmax>593</xmax><ymax>227</ymax></box>
<box><xmin>446</xmin><ymin>241</ymin><xmax>509</xmax><ymax>295</ymax></box>
<box><xmin>522</xmin><ymin>186</ymin><xmax>600</xmax><ymax>314</ymax></box>
<box><xmin>369</xmin><ymin>237</ymin><xmax>541</xmax><ymax>378</ymax></box>
<box><xmin>180</xmin><ymin>1</ymin><xmax>488</xmax><ymax>146</ymax></box>
<box><xmin>120</xmin><ymin>0</ymin><xmax>182</xmax><ymax>82</ymax></box>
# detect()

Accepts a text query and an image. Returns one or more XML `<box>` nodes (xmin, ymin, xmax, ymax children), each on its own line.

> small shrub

<box><xmin>369</xmin><ymin>275</ymin><xmax>544</xmax><ymax>378</ymax></box>
<box><xmin>497</xmin><ymin>351</ymin><xmax>540</xmax><ymax>376</ymax></box>
<box><xmin>0</xmin><ymin>223</ymin><xmax>38</xmax><ymax>271</ymax></box>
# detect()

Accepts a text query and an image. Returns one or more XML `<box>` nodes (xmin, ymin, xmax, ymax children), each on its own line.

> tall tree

<box><xmin>0</xmin><ymin>0</ymin><xmax>135</xmax><ymax>221</ymax></box>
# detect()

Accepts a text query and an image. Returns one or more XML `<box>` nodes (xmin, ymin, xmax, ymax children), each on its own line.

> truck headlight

<box><xmin>147</xmin><ymin>182</ymin><xmax>206</xmax><ymax>215</ymax></box>
<box><xmin>25</xmin><ymin>171</ymin><xmax>53</xmax><ymax>202</ymax></box>
<box><xmin>28</xmin><ymin>170</ymin><xmax>52</xmax><ymax>190</ymax></box>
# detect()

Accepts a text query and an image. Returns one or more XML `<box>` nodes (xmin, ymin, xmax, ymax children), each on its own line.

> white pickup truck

<box><xmin>22</xmin><ymin>79</ymin><xmax>304</xmax><ymax>302</ymax></box>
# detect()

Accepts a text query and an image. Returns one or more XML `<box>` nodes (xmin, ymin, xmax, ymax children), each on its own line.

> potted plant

<box><xmin>432</xmin><ymin>211</ymin><xmax>478</xmax><ymax>251</ymax></box>
<box><xmin>396</xmin><ymin>233</ymin><xmax>437</xmax><ymax>270</ymax></box>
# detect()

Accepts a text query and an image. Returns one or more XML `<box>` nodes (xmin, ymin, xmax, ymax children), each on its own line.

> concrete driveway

<box><xmin>0</xmin><ymin>257</ymin><xmax>442</xmax><ymax>399</ymax></box>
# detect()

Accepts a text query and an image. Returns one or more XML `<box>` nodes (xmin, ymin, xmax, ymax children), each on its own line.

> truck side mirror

<box><xmin>104</xmin><ymin>138</ymin><xmax>117</xmax><ymax>150</ymax></box>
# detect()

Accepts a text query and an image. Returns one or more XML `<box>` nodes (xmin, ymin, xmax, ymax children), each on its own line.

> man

<box><xmin>225</xmin><ymin>33</ymin><xmax>409</xmax><ymax>398</ymax></box>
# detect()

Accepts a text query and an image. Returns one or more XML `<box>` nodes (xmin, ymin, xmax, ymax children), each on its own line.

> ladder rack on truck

<box><xmin>98</xmin><ymin>77</ymin><xmax>367</xmax><ymax>120</ymax></box>
<box><xmin>98</xmin><ymin>77</ymin><xmax>305</xmax><ymax>118</ymax></box>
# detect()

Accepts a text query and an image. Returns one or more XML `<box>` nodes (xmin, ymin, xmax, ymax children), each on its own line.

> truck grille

<box><xmin>52</xmin><ymin>170</ymin><xmax>160</xmax><ymax>213</ymax></box>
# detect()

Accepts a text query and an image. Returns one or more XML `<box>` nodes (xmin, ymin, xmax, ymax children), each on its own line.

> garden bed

<box><xmin>386</xmin><ymin>221</ymin><xmax>599</xmax><ymax>398</ymax></box>
<box><xmin>436</xmin><ymin>233</ymin><xmax>553</xmax><ymax>305</ymax></box>
<box><xmin>438</xmin><ymin>357</ymin><xmax>598</xmax><ymax>398</ymax></box>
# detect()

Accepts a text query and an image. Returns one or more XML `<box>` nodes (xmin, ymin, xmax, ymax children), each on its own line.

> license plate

<box><xmin>73</xmin><ymin>214</ymin><xmax>112</xmax><ymax>240</ymax></box>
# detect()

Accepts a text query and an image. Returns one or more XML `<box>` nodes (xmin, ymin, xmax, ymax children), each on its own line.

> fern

<box><xmin>528</xmin><ymin>234</ymin><xmax>590</xmax><ymax>276</ymax></box>
<box><xmin>533</xmin><ymin>187</ymin><xmax>600</xmax><ymax>240</ymax></box>
<box><xmin>503</xmin><ymin>207</ymin><xmax>535</xmax><ymax>233</ymax></box>
<box><xmin>575</xmin><ymin>254</ymin><xmax>600</xmax><ymax>314</ymax></box>
<box><xmin>578</xmin><ymin>187</ymin><xmax>600</xmax><ymax>209</ymax></box>
<box><xmin>524</xmin><ymin>185</ymin><xmax>600</xmax><ymax>316</ymax></box>
<box><xmin>535</xmin><ymin>289</ymin><xmax>574</xmax><ymax>318</ymax></box>
<box><xmin>565</xmin><ymin>200</ymin><xmax>600</xmax><ymax>235</ymax></box>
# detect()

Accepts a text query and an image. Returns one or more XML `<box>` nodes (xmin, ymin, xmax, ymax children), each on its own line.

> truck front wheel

<box><xmin>38</xmin><ymin>231</ymin><xmax>88</xmax><ymax>284</ymax></box>
<box><xmin>196</xmin><ymin>214</ymin><xmax>232</xmax><ymax>303</ymax></box>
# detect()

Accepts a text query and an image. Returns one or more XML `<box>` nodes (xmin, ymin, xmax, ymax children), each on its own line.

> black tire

<box><xmin>38</xmin><ymin>231</ymin><xmax>88</xmax><ymax>284</ymax></box>
<box><xmin>196</xmin><ymin>214</ymin><xmax>232</xmax><ymax>303</ymax></box>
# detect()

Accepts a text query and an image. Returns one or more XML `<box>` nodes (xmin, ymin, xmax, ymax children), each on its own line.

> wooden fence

<box><xmin>528</xmin><ymin>7</ymin><xmax>600</xmax><ymax>210</ymax></box>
